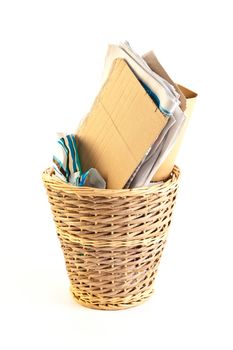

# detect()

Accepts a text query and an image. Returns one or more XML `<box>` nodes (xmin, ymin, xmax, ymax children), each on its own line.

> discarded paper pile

<box><xmin>43</xmin><ymin>41</ymin><xmax>197</xmax><ymax>310</ymax></box>
<box><xmin>52</xmin><ymin>41</ymin><xmax>197</xmax><ymax>189</ymax></box>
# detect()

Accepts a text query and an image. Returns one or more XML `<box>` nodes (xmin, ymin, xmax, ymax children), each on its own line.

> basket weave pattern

<box><xmin>43</xmin><ymin>166</ymin><xmax>180</xmax><ymax>310</ymax></box>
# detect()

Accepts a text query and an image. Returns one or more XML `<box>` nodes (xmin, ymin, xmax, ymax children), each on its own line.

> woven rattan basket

<box><xmin>42</xmin><ymin>165</ymin><xmax>180</xmax><ymax>310</ymax></box>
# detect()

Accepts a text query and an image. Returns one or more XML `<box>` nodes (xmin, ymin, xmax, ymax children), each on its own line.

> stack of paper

<box><xmin>75</xmin><ymin>42</ymin><xmax>197</xmax><ymax>189</ymax></box>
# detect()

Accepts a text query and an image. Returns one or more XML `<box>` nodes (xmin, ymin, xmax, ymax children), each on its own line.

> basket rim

<box><xmin>42</xmin><ymin>165</ymin><xmax>180</xmax><ymax>197</ymax></box>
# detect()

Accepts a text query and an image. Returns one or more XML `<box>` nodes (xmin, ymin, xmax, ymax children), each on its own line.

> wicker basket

<box><xmin>42</xmin><ymin>165</ymin><xmax>180</xmax><ymax>310</ymax></box>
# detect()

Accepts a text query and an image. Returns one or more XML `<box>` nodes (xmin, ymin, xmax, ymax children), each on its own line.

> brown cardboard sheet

<box><xmin>76</xmin><ymin>58</ymin><xmax>168</xmax><ymax>189</ymax></box>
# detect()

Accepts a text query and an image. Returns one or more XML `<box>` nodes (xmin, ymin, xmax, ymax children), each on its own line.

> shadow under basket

<box><xmin>42</xmin><ymin>166</ymin><xmax>180</xmax><ymax>310</ymax></box>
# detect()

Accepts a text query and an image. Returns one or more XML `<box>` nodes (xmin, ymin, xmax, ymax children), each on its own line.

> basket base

<box><xmin>70</xmin><ymin>286</ymin><xmax>154</xmax><ymax>310</ymax></box>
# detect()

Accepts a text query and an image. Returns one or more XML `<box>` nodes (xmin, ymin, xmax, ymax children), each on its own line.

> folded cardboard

<box><xmin>76</xmin><ymin>58</ymin><xmax>168</xmax><ymax>189</ymax></box>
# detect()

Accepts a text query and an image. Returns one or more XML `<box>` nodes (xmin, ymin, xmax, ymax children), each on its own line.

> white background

<box><xmin>0</xmin><ymin>1</ymin><xmax>232</xmax><ymax>349</ymax></box>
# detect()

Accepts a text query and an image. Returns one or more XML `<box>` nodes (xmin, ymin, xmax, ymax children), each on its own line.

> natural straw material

<box><xmin>42</xmin><ymin>166</ymin><xmax>180</xmax><ymax>310</ymax></box>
